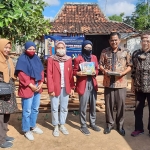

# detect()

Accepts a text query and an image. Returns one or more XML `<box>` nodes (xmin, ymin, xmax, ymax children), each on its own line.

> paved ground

<box><xmin>7</xmin><ymin>108</ymin><xmax>150</xmax><ymax>150</ymax></box>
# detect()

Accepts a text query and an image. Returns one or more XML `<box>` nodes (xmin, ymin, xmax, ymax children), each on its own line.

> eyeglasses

<box><xmin>4</xmin><ymin>47</ymin><xmax>11</xmax><ymax>50</ymax></box>
<box><xmin>141</xmin><ymin>40</ymin><xmax>150</xmax><ymax>43</ymax></box>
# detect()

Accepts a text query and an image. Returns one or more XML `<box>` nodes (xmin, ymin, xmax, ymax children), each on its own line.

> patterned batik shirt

<box><xmin>132</xmin><ymin>49</ymin><xmax>150</xmax><ymax>93</ymax></box>
<box><xmin>99</xmin><ymin>47</ymin><xmax>132</xmax><ymax>88</ymax></box>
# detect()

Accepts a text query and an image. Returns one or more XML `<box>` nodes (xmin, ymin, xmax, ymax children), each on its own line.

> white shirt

<box><xmin>59</xmin><ymin>62</ymin><xmax>65</xmax><ymax>87</ymax></box>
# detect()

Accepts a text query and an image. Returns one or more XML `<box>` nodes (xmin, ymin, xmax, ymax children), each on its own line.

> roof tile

<box><xmin>50</xmin><ymin>3</ymin><xmax>135</xmax><ymax>34</ymax></box>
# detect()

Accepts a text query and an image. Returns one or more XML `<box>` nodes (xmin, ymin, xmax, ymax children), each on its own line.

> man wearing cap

<box><xmin>131</xmin><ymin>33</ymin><xmax>150</xmax><ymax>137</ymax></box>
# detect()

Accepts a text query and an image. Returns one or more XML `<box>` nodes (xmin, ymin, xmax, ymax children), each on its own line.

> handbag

<box><xmin>0</xmin><ymin>82</ymin><xmax>13</xmax><ymax>95</ymax></box>
<box><xmin>0</xmin><ymin>60</ymin><xmax>13</xmax><ymax>95</ymax></box>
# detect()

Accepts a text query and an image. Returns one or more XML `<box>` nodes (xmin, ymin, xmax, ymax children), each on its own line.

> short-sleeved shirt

<box><xmin>99</xmin><ymin>47</ymin><xmax>132</xmax><ymax>88</ymax></box>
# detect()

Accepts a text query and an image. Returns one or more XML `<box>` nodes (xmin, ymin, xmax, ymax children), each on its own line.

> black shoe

<box><xmin>104</xmin><ymin>127</ymin><xmax>111</xmax><ymax>134</ymax></box>
<box><xmin>0</xmin><ymin>141</ymin><xmax>13</xmax><ymax>148</ymax></box>
<box><xmin>5</xmin><ymin>136</ymin><xmax>15</xmax><ymax>142</ymax></box>
<box><xmin>90</xmin><ymin>125</ymin><xmax>101</xmax><ymax>132</ymax></box>
<box><xmin>80</xmin><ymin>127</ymin><xmax>90</xmax><ymax>136</ymax></box>
<box><xmin>118</xmin><ymin>129</ymin><xmax>125</xmax><ymax>136</ymax></box>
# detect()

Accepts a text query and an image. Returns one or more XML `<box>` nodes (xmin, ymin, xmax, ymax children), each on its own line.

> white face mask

<box><xmin>56</xmin><ymin>49</ymin><xmax>66</xmax><ymax>56</ymax></box>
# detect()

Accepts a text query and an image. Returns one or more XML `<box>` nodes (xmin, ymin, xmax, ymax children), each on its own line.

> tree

<box><xmin>108</xmin><ymin>13</ymin><xmax>124</xmax><ymax>22</ymax></box>
<box><xmin>123</xmin><ymin>0</ymin><xmax>150</xmax><ymax>30</ymax></box>
<box><xmin>123</xmin><ymin>15</ymin><xmax>136</xmax><ymax>27</ymax></box>
<box><xmin>0</xmin><ymin>0</ymin><xmax>51</xmax><ymax>44</ymax></box>
<box><xmin>133</xmin><ymin>1</ymin><xmax>150</xmax><ymax>30</ymax></box>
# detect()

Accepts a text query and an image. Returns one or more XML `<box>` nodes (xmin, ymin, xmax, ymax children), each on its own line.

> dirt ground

<box><xmin>6</xmin><ymin>108</ymin><xmax>150</xmax><ymax>150</ymax></box>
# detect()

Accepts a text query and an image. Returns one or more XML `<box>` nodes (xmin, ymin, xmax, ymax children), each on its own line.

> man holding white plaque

<box><xmin>99</xmin><ymin>32</ymin><xmax>132</xmax><ymax>136</ymax></box>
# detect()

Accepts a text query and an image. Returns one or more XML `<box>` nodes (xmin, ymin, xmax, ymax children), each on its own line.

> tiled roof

<box><xmin>50</xmin><ymin>3</ymin><xmax>135</xmax><ymax>34</ymax></box>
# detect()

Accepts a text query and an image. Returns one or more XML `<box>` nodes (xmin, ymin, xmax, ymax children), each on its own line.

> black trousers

<box><xmin>104</xmin><ymin>87</ymin><xmax>126</xmax><ymax>130</ymax></box>
<box><xmin>134</xmin><ymin>91</ymin><xmax>150</xmax><ymax>131</ymax></box>
<box><xmin>0</xmin><ymin>114</ymin><xmax>10</xmax><ymax>144</ymax></box>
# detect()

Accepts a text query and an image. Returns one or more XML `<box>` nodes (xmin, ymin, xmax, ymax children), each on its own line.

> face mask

<box><xmin>56</xmin><ymin>49</ymin><xmax>66</xmax><ymax>56</ymax></box>
<box><xmin>84</xmin><ymin>49</ymin><xmax>92</xmax><ymax>56</ymax></box>
<box><xmin>25</xmin><ymin>51</ymin><xmax>35</xmax><ymax>57</ymax></box>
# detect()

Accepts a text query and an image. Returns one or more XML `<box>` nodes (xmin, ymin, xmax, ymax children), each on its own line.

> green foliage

<box><xmin>123</xmin><ymin>16</ymin><xmax>135</xmax><ymax>27</ymax></box>
<box><xmin>123</xmin><ymin>1</ymin><xmax>150</xmax><ymax>30</ymax></box>
<box><xmin>108</xmin><ymin>13</ymin><xmax>125</xmax><ymax>22</ymax></box>
<box><xmin>0</xmin><ymin>0</ymin><xmax>51</xmax><ymax>44</ymax></box>
<box><xmin>133</xmin><ymin>2</ymin><xmax>150</xmax><ymax>30</ymax></box>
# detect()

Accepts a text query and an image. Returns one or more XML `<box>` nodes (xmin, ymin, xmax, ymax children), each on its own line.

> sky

<box><xmin>43</xmin><ymin>0</ymin><xmax>137</xmax><ymax>20</ymax></box>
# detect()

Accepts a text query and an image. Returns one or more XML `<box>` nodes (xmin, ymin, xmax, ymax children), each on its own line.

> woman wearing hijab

<box><xmin>73</xmin><ymin>40</ymin><xmax>100</xmax><ymax>135</ymax></box>
<box><xmin>47</xmin><ymin>41</ymin><xmax>74</xmax><ymax>137</ymax></box>
<box><xmin>15</xmin><ymin>41</ymin><xmax>44</xmax><ymax>141</ymax></box>
<box><xmin>0</xmin><ymin>39</ymin><xmax>17</xmax><ymax>148</ymax></box>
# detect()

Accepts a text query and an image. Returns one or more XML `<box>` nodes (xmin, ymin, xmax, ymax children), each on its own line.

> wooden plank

<box><xmin>14</xmin><ymin>75</ymin><xmax>135</xmax><ymax>112</ymax></box>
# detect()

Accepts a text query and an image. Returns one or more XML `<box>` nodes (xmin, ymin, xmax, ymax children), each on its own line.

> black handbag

<box><xmin>0</xmin><ymin>82</ymin><xmax>13</xmax><ymax>95</ymax></box>
<box><xmin>0</xmin><ymin>60</ymin><xmax>13</xmax><ymax>95</ymax></box>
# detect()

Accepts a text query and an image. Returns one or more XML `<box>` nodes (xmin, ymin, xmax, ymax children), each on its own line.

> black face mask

<box><xmin>83</xmin><ymin>49</ymin><xmax>92</xmax><ymax>56</ymax></box>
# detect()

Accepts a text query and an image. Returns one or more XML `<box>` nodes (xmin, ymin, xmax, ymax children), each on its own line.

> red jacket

<box><xmin>47</xmin><ymin>57</ymin><xmax>75</xmax><ymax>96</ymax></box>
<box><xmin>73</xmin><ymin>55</ymin><xmax>99</xmax><ymax>95</ymax></box>
<box><xmin>18</xmin><ymin>71</ymin><xmax>44</xmax><ymax>98</ymax></box>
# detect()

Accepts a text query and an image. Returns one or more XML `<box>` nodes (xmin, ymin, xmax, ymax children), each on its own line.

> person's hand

<box><xmin>103</xmin><ymin>69</ymin><xmax>109</xmax><ymax>75</ymax></box>
<box><xmin>70</xmin><ymin>89</ymin><xmax>74</xmax><ymax>96</ymax></box>
<box><xmin>131</xmin><ymin>79</ymin><xmax>135</xmax><ymax>93</ymax></box>
<box><xmin>0</xmin><ymin>77</ymin><xmax>3</xmax><ymax>82</ymax></box>
<box><xmin>119</xmin><ymin>72</ymin><xmax>125</xmax><ymax>77</ymax></box>
<box><xmin>131</xmin><ymin>86</ymin><xmax>135</xmax><ymax>94</ymax></box>
<box><xmin>92</xmin><ymin>70</ymin><xmax>96</xmax><ymax>76</ymax></box>
<box><xmin>44</xmin><ymin>78</ymin><xmax>47</xmax><ymax>83</ymax></box>
<box><xmin>49</xmin><ymin>92</ymin><xmax>55</xmax><ymax>96</ymax></box>
<box><xmin>29</xmin><ymin>83</ymin><xmax>37</xmax><ymax>92</ymax></box>
<box><xmin>77</xmin><ymin>71</ymin><xmax>87</xmax><ymax>76</ymax></box>
<box><xmin>35</xmin><ymin>82</ymin><xmax>43</xmax><ymax>92</ymax></box>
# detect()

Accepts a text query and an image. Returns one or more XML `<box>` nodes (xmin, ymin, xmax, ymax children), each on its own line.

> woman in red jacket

<box><xmin>47</xmin><ymin>41</ymin><xmax>74</xmax><ymax>137</ymax></box>
<box><xmin>73</xmin><ymin>40</ymin><xmax>100</xmax><ymax>135</ymax></box>
<box><xmin>15</xmin><ymin>41</ymin><xmax>44</xmax><ymax>141</ymax></box>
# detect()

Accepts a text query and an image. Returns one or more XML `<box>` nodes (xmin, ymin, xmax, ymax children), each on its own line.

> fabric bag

<box><xmin>0</xmin><ymin>82</ymin><xmax>13</xmax><ymax>95</ymax></box>
<box><xmin>0</xmin><ymin>60</ymin><xmax>13</xmax><ymax>95</ymax></box>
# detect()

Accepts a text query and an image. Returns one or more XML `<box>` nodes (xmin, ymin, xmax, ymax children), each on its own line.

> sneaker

<box><xmin>0</xmin><ymin>141</ymin><xmax>13</xmax><ymax>148</ymax></box>
<box><xmin>131</xmin><ymin>130</ymin><xmax>144</xmax><ymax>137</ymax></box>
<box><xmin>5</xmin><ymin>136</ymin><xmax>15</xmax><ymax>142</ymax></box>
<box><xmin>24</xmin><ymin>131</ymin><xmax>34</xmax><ymax>141</ymax></box>
<box><xmin>59</xmin><ymin>125</ymin><xmax>69</xmax><ymax>135</ymax></box>
<box><xmin>32</xmin><ymin>126</ymin><xmax>43</xmax><ymax>134</ymax></box>
<box><xmin>80</xmin><ymin>127</ymin><xmax>90</xmax><ymax>136</ymax></box>
<box><xmin>53</xmin><ymin>125</ymin><xmax>59</xmax><ymax>137</ymax></box>
<box><xmin>90</xmin><ymin>125</ymin><xmax>101</xmax><ymax>132</ymax></box>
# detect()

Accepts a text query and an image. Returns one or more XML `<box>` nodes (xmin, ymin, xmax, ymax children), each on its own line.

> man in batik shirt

<box><xmin>99</xmin><ymin>32</ymin><xmax>132</xmax><ymax>136</ymax></box>
<box><xmin>131</xmin><ymin>33</ymin><xmax>150</xmax><ymax>137</ymax></box>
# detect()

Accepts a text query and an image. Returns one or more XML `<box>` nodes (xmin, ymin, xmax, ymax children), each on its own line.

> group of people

<box><xmin>0</xmin><ymin>31</ymin><xmax>150</xmax><ymax>148</ymax></box>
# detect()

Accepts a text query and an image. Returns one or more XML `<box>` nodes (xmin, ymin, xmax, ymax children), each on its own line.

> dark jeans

<box><xmin>0</xmin><ymin>114</ymin><xmax>10</xmax><ymax>144</ymax></box>
<box><xmin>134</xmin><ymin>91</ymin><xmax>150</xmax><ymax>131</ymax></box>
